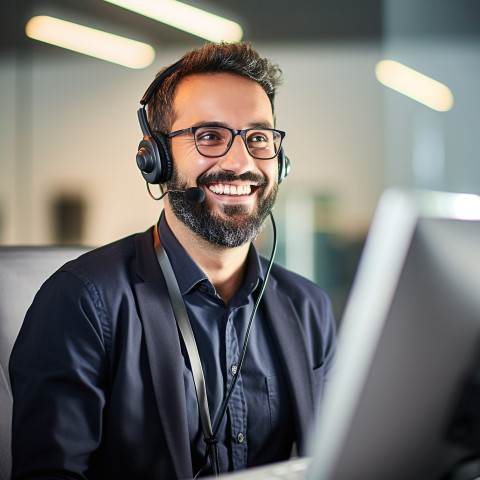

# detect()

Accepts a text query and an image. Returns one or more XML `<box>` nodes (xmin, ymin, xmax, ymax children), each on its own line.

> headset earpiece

<box><xmin>136</xmin><ymin>108</ymin><xmax>173</xmax><ymax>184</ymax></box>
<box><xmin>277</xmin><ymin>147</ymin><xmax>291</xmax><ymax>184</ymax></box>
<box><xmin>152</xmin><ymin>132</ymin><xmax>173</xmax><ymax>183</ymax></box>
<box><xmin>136</xmin><ymin>61</ymin><xmax>183</xmax><ymax>185</ymax></box>
<box><xmin>136</xmin><ymin>132</ymin><xmax>173</xmax><ymax>185</ymax></box>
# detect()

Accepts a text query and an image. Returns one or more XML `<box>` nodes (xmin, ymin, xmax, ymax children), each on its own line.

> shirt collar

<box><xmin>157</xmin><ymin>212</ymin><xmax>265</xmax><ymax>298</ymax></box>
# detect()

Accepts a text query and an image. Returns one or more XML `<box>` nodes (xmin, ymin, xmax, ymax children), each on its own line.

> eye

<box><xmin>195</xmin><ymin>127</ymin><xmax>228</xmax><ymax>145</ymax></box>
<box><xmin>251</xmin><ymin>134</ymin><xmax>268</xmax><ymax>143</ymax></box>
<box><xmin>247</xmin><ymin>130</ymin><xmax>271</xmax><ymax>148</ymax></box>
<box><xmin>198</xmin><ymin>131</ymin><xmax>220</xmax><ymax>141</ymax></box>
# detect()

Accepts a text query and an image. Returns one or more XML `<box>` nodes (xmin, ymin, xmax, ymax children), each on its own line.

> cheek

<box><xmin>171</xmin><ymin>143</ymin><xmax>213</xmax><ymax>175</ymax></box>
<box><xmin>263</xmin><ymin>160</ymin><xmax>279</xmax><ymax>184</ymax></box>
<box><xmin>171</xmin><ymin>142</ymin><xmax>197</xmax><ymax>161</ymax></box>
<box><xmin>195</xmin><ymin>157</ymin><xmax>216</xmax><ymax>171</ymax></box>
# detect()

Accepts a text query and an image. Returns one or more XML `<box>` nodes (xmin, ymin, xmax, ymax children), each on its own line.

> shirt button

<box><xmin>237</xmin><ymin>432</ymin><xmax>245</xmax><ymax>443</ymax></box>
<box><xmin>230</xmin><ymin>364</ymin><xmax>238</xmax><ymax>375</ymax></box>
<box><xmin>198</xmin><ymin>284</ymin><xmax>208</xmax><ymax>293</ymax></box>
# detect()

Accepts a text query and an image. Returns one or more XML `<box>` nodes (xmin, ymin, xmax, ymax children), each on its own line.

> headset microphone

<box><xmin>151</xmin><ymin>186</ymin><xmax>206</xmax><ymax>203</ymax></box>
<box><xmin>184</xmin><ymin>187</ymin><xmax>206</xmax><ymax>203</ymax></box>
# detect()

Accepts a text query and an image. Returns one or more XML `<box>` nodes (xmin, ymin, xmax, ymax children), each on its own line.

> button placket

<box><xmin>225</xmin><ymin>312</ymin><xmax>248</xmax><ymax>469</ymax></box>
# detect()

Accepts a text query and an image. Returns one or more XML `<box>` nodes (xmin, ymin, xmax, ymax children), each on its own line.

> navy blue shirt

<box><xmin>158</xmin><ymin>215</ymin><xmax>295</xmax><ymax>476</ymax></box>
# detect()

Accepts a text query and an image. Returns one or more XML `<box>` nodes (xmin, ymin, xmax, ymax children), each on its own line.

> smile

<box><xmin>207</xmin><ymin>183</ymin><xmax>256</xmax><ymax>196</ymax></box>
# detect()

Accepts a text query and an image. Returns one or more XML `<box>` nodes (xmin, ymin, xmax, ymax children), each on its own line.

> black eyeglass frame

<box><xmin>166</xmin><ymin>126</ymin><xmax>286</xmax><ymax>160</ymax></box>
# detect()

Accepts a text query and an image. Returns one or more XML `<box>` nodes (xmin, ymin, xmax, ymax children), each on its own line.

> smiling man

<box><xmin>164</xmin><ymin>72</ymin><xmax>279</xmax><ymax>303</ymax></box>
<box><xmin>10</xmin><ymin>42</ymin><xmax>336</xmax><ymax>480</ymax></box>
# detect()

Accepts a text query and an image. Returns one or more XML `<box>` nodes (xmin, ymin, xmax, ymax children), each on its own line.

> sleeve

<box><xmin>9</xmin><ymin>270</ymin><xmax>109</xmax><ymax>480</ymax></box>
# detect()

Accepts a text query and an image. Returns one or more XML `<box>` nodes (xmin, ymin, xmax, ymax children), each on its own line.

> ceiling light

<box><xmin>375</xmin><ymin>59</ymin><xmax>454</xmax><ymax>112</ymax></box>
<box><xmin>103</xmin><ymin>0</ymin><xmax>243</xmax><ymax>42</ymax></box>
<box><xmin>26</xmin><ymin>15</ymin><xmax>155</xmax><ymax>69</ymax></box>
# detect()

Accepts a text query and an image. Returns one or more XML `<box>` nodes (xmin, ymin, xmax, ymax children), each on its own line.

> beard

<box><xmin>165</xmin><ymin>167</ymin><xmax>278</xmax><ymax>248</ymax></box>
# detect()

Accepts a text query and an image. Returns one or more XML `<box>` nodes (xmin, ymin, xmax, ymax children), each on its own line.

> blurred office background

<box><xmin>1</xmin><ymin>0</ymin><xmax>479</xmax><ymax>321</ymax></box>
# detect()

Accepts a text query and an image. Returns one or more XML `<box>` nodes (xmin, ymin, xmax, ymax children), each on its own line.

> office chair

<box><xmin>0</xmin><ymin>246</ymin><xmax>89</xmax><ymax>479</ymax></box>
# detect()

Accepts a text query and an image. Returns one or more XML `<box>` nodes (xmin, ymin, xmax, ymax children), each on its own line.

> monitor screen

<box><xmin>308</xmin><ymin>188</ymin><xmax>480</xmax><ymax>480</ymax></box>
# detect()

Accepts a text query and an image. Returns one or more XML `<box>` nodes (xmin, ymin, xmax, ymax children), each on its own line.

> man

<box><xmin>10</xmin><ymin>42</ymin><xmax>336</xmax><ymax>479</ymax></box>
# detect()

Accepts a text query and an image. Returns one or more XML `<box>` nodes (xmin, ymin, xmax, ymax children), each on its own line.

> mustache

<box><xmin>197</xmin><ymin>171</ymin><xmax>267</xmax><ymax>186</ymax></box>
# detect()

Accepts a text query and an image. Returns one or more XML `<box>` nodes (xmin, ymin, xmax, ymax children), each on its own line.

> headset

<box><xmin>135</xmin><ymin>60</ymin><xmax>291</xmax><ymax>186</ymax></box>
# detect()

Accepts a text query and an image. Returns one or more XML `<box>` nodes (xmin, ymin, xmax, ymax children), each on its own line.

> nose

<box><xmin>216</xmin><ymin>133</ymin><xmax>256</xmax><ymax>174</ymax></box>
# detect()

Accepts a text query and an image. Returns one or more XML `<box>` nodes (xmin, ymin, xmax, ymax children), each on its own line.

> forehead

<box><xmin>171</xmin><ymin>72</ymin><xmax>274</xmax><ymax>128</ymax></box>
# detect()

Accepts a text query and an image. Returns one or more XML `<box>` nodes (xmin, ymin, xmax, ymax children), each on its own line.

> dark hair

<box><xmin>147</xmin><ymin>42</ymin><xmax>284</xmax><ymax>133</ymax></box>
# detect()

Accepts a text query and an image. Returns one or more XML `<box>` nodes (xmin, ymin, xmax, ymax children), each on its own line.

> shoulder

<box><xmin>263</xmin><ymin>258</ymin><xmax>330</xmax><ymax>304</ymax></box>
<box><xmin>32</xmin><ymin>228</ymin><xmax>155</xmax><ymax>315</ymax></box>
<box><xmin>55</xmin><ymin>227</ymin><xmax>154</xmax><ymax>286</ymax></box>
<box><xmin>262</xmin><ymin>258</ymin><xmax>336</xmax><ymax>334</ymax></box>
<box><xmin>22</xmin><ymin>229</ymin><xmax>155</xmax><ymax>345</ymax></box>
<box><xmin>63</xmin><ymin>231</ymin><xmax>143</xmax><ymax>276</ymax></box>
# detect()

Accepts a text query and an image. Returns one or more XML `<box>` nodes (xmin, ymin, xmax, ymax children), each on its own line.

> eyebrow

<box><xmin>192</xmin><ymin>120</ymin><xmax>275</xmax><ymax>129</ymax></box>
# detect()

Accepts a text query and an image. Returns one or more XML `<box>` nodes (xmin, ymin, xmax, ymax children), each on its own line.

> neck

<box><xmin>164</xmin><ymin>209</ymin><xmax>250</xmax><ymax>304</ymax></box>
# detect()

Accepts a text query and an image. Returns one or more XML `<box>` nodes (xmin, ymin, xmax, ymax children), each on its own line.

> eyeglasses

<box><xmin>167</xmin><ymin>125</ymin><xmax>285</xmax><ymax>160</ymax></box>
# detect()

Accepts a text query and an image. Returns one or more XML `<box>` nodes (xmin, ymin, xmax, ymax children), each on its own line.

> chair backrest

<box><xmin>0</xmin><ymin>246</ymin><xmax>89</xmax><ymax>479</ymax></box>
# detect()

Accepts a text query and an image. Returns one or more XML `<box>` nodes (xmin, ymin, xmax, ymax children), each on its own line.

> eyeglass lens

<box><xmin>194</xmin><ymin>126</ymin><xmax>282</xmax><ymax>159</ymax></box>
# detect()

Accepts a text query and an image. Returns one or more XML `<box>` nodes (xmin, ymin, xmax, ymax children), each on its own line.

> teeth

<box><xmin>207</xmin><ymin>184</ymin><xmax>252</xmax><ymax>195</ymax></box>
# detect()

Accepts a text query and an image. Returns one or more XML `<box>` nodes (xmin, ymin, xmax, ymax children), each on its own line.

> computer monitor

<box><xmin>308</xmin><ymin>188</ymin><xmax>480</xmax><ymax>480</ymax></box>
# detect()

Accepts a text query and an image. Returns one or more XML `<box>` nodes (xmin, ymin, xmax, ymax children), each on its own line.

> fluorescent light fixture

<box><xmin>417</xmin><ymin>190</ymin><xmax>480</xmax><ymax>221</ymax></box>
<box><xmin>103</xmin><ymin>0</ymin><xmax>243</xmax><ymax>42</ymax></box>
<box><xmin>26</xmin><ymin>15</ymin><xmax>155</xmax><ymax>69</ymax></box>
<box><xmin>452</xmin><ymin>193</ymin><xmax>480</xmax><ymax>220</ymax></box>
<box><xmin>375</xmin><ymin>59</ymin><xmax>454</xmax><ymax>112</ymax></box>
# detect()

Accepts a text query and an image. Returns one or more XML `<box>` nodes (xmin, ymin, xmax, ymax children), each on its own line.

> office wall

<box><xmin>0</xmin><ymin>42</ymin><xmax>384</xmax><ymax>249</ymax></box>
<box><xmin>383</xmin><ymin>0</ymin><xmax>480</xmax><ymax>194</ymax></box>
